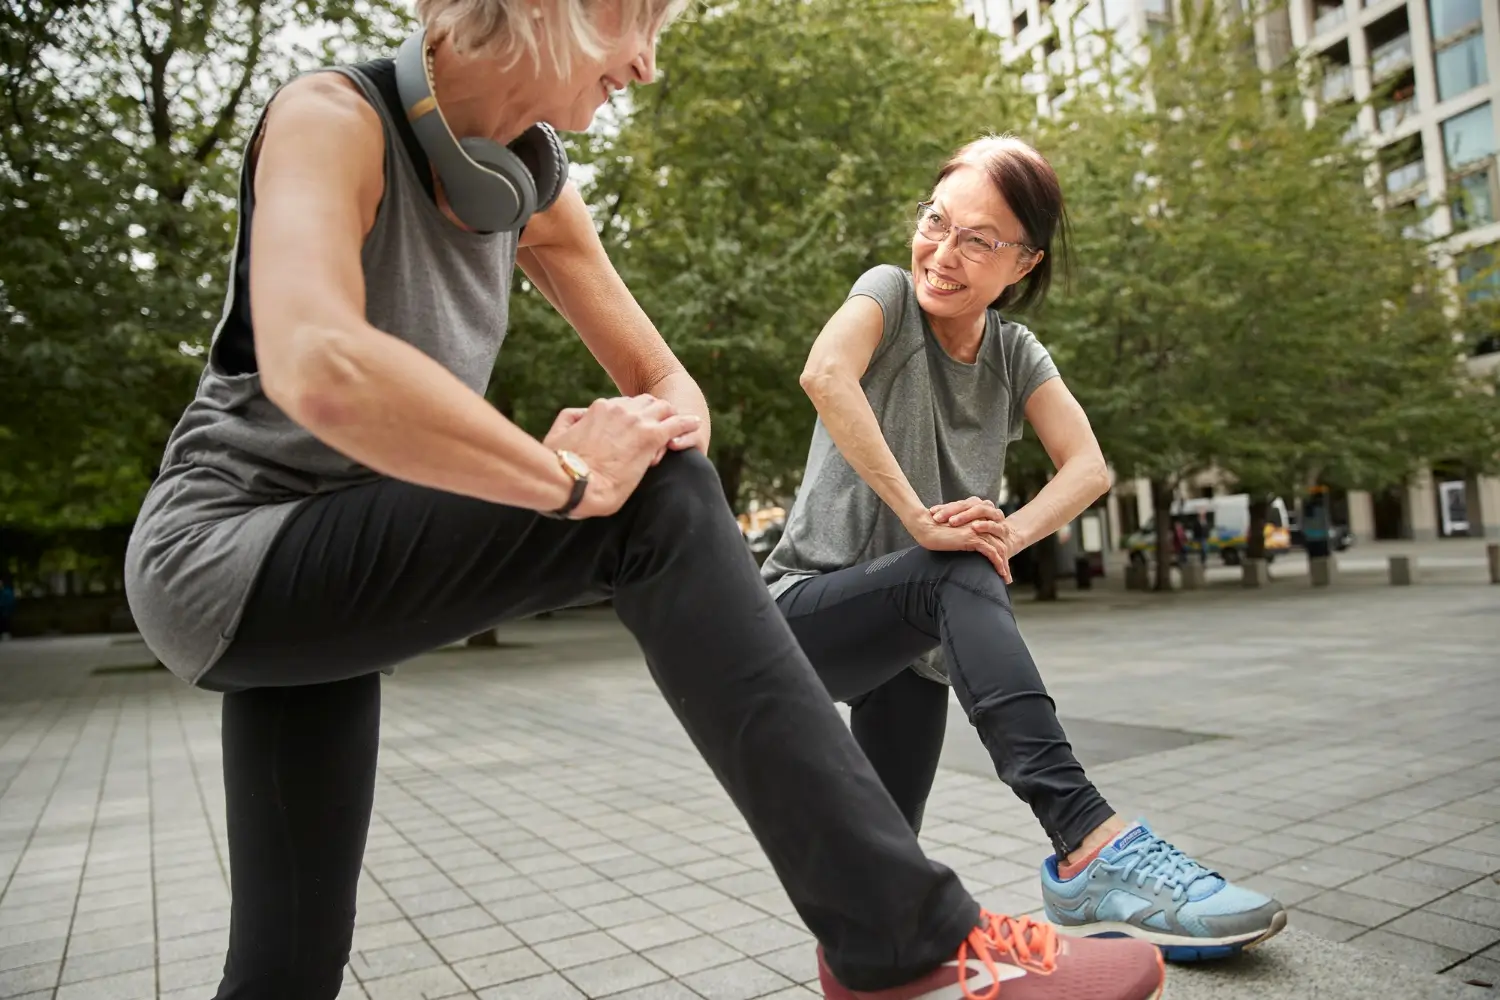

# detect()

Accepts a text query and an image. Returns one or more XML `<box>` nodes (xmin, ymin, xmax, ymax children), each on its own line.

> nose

<box><xmin>932</xmin><ymin>231</ymin><xmax>962</xmax><ymax>266</ymax></box>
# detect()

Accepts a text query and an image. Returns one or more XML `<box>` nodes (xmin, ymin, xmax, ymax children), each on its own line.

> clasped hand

<box><xmin>905</xmin><ymin>496</ymin><xmax>1018</xmax><ymax>583</ymax></box>
<box><xmin>542</xmin><ymin>394</ymin><xmax>705</xmax><ymax>518</ymax></box>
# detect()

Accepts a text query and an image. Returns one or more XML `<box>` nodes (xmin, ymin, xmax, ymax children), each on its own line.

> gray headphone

<box><xmin>394</xmin><ymin>28</ymin><xmax>569</xmax><ymax>232</ymax></box>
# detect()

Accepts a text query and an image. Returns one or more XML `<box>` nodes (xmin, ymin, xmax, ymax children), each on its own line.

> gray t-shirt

<box><xmin>124</xmin><ymin>65</ymin><xmax>519</xmax><ymax>684</ymax></box>
<box><xmin>761</xmin><ymin>264</ymin><xmax>1058</xmax><ymax>682</ymax></box>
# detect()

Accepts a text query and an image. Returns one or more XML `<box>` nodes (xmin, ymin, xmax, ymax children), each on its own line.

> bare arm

<box><xmin>799</xmin><ymin>297</ymin><xmax>927</xmax><ymax>527</ymax></box>
<box><xmin>249</xmin><ymin>74</ymin><xmax>643</xmax><ymax>513</ymax></box>
<box><xmin>518</xmin><ymin>186</ymin><xmax>710</xmax><ymax>453</ymax></box>
<box><xmin>1001</xmin><ymin>379</ymin><xmax>1112</xmax><ymax>549</ymax></box>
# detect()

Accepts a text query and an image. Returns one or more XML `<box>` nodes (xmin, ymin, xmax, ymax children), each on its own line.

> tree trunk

<box><xmin>1246</xmin><ymin>496</ymin><xmax>1269</xmax><ymax>561</ymax></box>
<box><xmin>1033</xmin><ymin>532</ymin><xmax>1059</xmax><ymax>601</ymax></box>
<box><xmin>714</xmin><ymin>446</ymin><xmax>744</xmax><ymax>512</ymax></box>
<box><xmin>1152</xmin><ymin>478</ymin><xmax>1176</xmax><ymax>592</ymax></box>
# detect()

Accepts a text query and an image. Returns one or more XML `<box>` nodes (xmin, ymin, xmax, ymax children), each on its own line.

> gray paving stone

<box><xmin>478</xmin><ymin>972</ymin><xmax>586</xmax><ymax>999</ymax></box>
<box><xmin>53</xmin><ymin>967</ymin><xmax>155</xmax><ymax>1000</ymax></box>
<box><xmin>681</xmin><ymin>957</ymin><xmax>795</xmax><ymax>1000</ymax></box>
<box><xmin>59</xmin><ymin>942</ymin><xmax>154</xmax><ymax>985</ymax></box>
<box><xmin>1343</xmin><ymin>873</ymin><xmax>1453</xmax><ymax>909</ymax></box>
<box><xmin>364</xmin><ymin>963</ymin><xmax>471</xmax><ymax>1000</ymax></box>
<box><xmin>1384</xmin><ymin>911</ymin><xmax>1500</xmax><ymax>955</ymax></box>
<box><xmin>641</xmin><ymin>934</ymin><xmax>742</xmax><ymax>977</ymax></box>
<box><xmin>157</xmin><ymin>953</ymin><xmax>224</xmax><ymax>994</ymax></box>
<box><xmin>1379</xmin><ymin>860</ymin><xmax>1483</xmax><ymax>892</ymax></box>
<box><xmin>0</xmin><ymin>961</ymin><xmax>60</xmax><ymax>997</ymax></box>
<box><xmin>350</xmin><ymin>939</ymin><xmax>445</xmax><ymax>980</ymax></box>
<box><xmin>1299</xmin><ymin>889</ymin><xmax>1409</xmax><ymax>928</ymax></box>
<box><xmin>1426</xmin><ymin>890</ymin><xmax>1500</xmax><ymax>930</ymax></box>
<box><xmin>353</xmin><ymin>919</ymin><xmax>423</xmax><ymax>952</ymax></box>
<box><xmin>1347</xmin><ymin>928</ymin><xmax>1467</xmax><ymax>974</ymax></box>
<box><xmin>608</xmin><ymin>914</ymin><xmax>699</xmax><ymax>952</ymax></box>
<box><xmin>533</xmin><ymin>931</ymin><xmax>631</xmax><ymax>971</ymax></box>
<box><xmin>0</xmin><ymin>914</ymin><xmax>66</xmax><ymax>968</ymax></box>
<box><xmin>454</xmin><ymin>946</ymin><xmax>550</xmax><ymax>990</ymax></box>
<box><xmin>600</xmin><ymin>980</ymin><xmax>701</xmax><ymax>1000</ymax></box>
<box><xmin>510</xmin><ymin>911</ymin><xmax>591</xmax><ymax>946</ymax></box>
<box><xmin>562</xmin><ymin>953</ymin><xmax>670</xmax><ymax>998</ymax></box>
<box><xmin>1286</xmin><ymin>908</ymin><xmax>1366</xmax><ymax>943</ymax></box>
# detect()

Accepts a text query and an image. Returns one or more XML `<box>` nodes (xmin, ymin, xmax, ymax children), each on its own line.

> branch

<box><xmin>193</xmin><ymin>0</ymin><xmax>264</xmax><ymax>164</ymax></box>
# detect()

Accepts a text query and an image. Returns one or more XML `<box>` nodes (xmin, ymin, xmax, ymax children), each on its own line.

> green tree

<box><xmin>1</xmin><ymin>0</ymin><xmax>404</xmax><ymax>560</ymax></box>
<box><xmin>1033</xmin><ymin>2</ymin><xmax>1500</xmax><ymax>587</ymax></box>
<box><xmin>495</xmin><ymin>0</ymin><xmax>1022</xmax><ymax>507</ymax></box>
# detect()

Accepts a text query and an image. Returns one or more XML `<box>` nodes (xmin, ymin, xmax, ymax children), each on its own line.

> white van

<box><xmin>1127</xmin><ymin>494</ymin><xmax>1292</xmax><ymax>565</ymax></box>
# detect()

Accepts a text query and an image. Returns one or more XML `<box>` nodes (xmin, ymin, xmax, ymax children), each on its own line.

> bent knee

<box><xmin>631</xmin><ymin>449</ymin><xmax>728</xmax><ymax>513</ymax></box>
<box><xmin>930</xmin><ymin>550</ymin><xmax>1011</xmax><ymax>603</ymax></box>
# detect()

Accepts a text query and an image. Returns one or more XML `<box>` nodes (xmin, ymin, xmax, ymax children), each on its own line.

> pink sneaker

<box><xmin>818</xmin><ymin>909</ymin><xmax>1165</xmax><ymax>1000</ymax></box>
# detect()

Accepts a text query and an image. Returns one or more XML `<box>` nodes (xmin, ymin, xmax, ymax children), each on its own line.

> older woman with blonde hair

<box><xmin>126</xmin><ymin>4</ymin><xmax>1168</xmax><ymax>998</ymax></box>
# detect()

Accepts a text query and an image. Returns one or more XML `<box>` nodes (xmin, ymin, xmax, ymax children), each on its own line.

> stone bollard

<box><xmin>1309</xmin><ymin>556</ymin><xmax>1335</xmax><ymax>588</ymax></box>
<box><xmin>1181</xmin><ymin>560</ymin><xmax>1205</xmax><ymax>590</ymax></box>
<box><xmin>1489</xmin><ymin>544</ymin><xmax>1499</xmax><ymax>585</ymax></box>
<box><xmin>1389</xmin><ymin>555</ymin><xmax>1415</xmax><ymax>586</ymax></box>
<box><xmin>1241</xmin><ymin>558</ymin><xmax>1269</xmax><ymax>588</ymax></box>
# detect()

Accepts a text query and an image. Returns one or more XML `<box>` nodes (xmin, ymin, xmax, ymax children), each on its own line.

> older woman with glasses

<box><xmin>763</xmin><ymin>135</ymin><xmax>1287</xmax><ymax>964</ymax></box>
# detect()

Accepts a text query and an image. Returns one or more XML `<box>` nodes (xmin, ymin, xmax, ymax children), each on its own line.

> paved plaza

<box><xmin>1</xmin><ymin>546</ymin><xmax>1498</xmax><ymax>999</ymax></box>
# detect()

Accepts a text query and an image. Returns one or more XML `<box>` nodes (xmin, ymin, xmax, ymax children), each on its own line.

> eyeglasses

<box><xmin>914</xmin><ymin>202</ymin><xmax>1038</xmax><ymax>263</ymax></box>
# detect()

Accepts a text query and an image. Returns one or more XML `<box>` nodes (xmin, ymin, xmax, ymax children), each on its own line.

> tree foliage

<box><xmin>0</xmin><ymin>0</ymin><xmax>405</xmax><ymax>534</ymax></box>
<box><xmin>1030</xmin><ymin>2</ymin><xmax>1500</xmax><ymax>579</ymax></box>
<box><xmin>495</xmin><ymin>0</ymin><xmax>1020</xmax><ymax>505</ymax></box>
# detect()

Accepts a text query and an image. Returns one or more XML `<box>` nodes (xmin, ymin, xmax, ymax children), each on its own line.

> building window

<box><xmin>1458</xmin><ymin>247</ymin><xmax>1500</xmax><ymax>300</ymax></box>
<box><xmin>1452</xmin><ymin>168</ymin><xmax>1498</xmax><ymax>230</ymax></box>
<box><xmin>1443</xmin><ymin>103</ymin><xmax>1496</xmax><ymax>169</ymax></box>
<box><xmin>1436</xmin><ymin>32</ymin><xmax>1490</xmax><ymax>101</ymax></box>
<box><xmin>1429</xmin><ymin>0</ymin><xmax>1482</xmax><ymax>44</ymax></box>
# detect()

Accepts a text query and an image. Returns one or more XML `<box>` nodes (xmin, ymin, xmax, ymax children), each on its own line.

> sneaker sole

<box><xmin>1054</xmin><ymin>908</ymin><xmax>1288</xmax><ymax>963</ymax></box>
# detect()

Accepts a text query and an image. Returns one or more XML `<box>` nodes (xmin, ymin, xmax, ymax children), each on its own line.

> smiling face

<box><xmin>544</xmin><ymin>0</ymin><xmax>659</xmax><ymax>131</ymax></box>
<box><xmin>911</xmin><ymin>164</ymin><xmax>1040</xmax><ymax>321</ymax></box>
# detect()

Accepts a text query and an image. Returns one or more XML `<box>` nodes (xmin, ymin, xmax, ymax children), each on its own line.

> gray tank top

<box><xmin>124</xmin><ymin>64</ymin><xmax>519</xmax><ymax>683</ymax></box>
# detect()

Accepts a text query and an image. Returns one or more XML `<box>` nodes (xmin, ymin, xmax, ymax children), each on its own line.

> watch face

<box><xmin>559</xmin><ymin>450</ymin><xmax>590</xmax><ymax>479</ymax></box>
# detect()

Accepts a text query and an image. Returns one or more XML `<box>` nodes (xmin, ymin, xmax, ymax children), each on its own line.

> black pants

<box><xmin>776</xmin><ymin>546</ymin><xmax>1116</xmax><ymax>855</ymax></box>
<box><xmin>201</xmin><ymin>450</ymin><xmax>977</xmax><ymax>998</ymax></box>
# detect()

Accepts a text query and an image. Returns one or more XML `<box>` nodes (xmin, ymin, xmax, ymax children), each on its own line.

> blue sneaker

<box><xmin>1039</xmin><ymin>821</ymin><xmax>1287</xmax><ymax>962</ymax></box>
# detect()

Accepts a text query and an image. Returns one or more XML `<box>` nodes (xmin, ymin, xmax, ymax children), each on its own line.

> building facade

<box><xmin>971</xmin><ymin>0</ymin><xmax>1500</xmax><ymax>544</ymax></box>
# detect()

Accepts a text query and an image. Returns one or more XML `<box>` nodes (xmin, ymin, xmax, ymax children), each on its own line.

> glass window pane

<box><xmin>1429</xmin><ymin>0</ymin><xmax>1482</xmax><ymax>42</ymax></box>
<box><xmin>1443</xmin><ymin>103</ymin><xmax>1497</xmax><ymax>169</ymax></box>
<box><xmin>1453</xmin><ymin>169</ymin><xmax>1496</xmax><ymax>229</ymax></box>
<box><xmin>1436</xmin><ymin>33</ymin><xmax>1490</xmax><ymax>101</ymax></box>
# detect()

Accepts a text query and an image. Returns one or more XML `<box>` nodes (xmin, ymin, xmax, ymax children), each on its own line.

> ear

<box><xmin>1014</xmin><ymin>249</ymin><xmax>1043</xmax><ymax>281</ymax></box>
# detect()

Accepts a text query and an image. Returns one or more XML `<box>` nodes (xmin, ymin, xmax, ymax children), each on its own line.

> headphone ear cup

<box><xmin>457</xmin><ymin>137</ymin><xmax>537</xmax><ymax>231</ymax></box>
<box><xmin>510</xmin><ymin>123</ymin><xmax>569</xmax><ymax>213</ymax></box>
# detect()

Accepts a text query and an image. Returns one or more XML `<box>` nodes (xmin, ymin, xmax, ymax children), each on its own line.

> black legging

<box><xmin>776</xmin><ymin>546</ymin><xmax>1116</xmax><ymax>855</ymax></box>
<box><xmin>199</xmin><ymin>450</ymin><xmax>978</xmax><ymax>998</ymax></box>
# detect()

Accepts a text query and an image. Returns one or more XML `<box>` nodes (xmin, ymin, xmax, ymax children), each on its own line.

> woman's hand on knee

<box><xmin>544</xmin><ymin>396</ymin><xmax>702</xmax><ymax>517</ymax></box>
<box><xmin>930</xmin><ymin>496</ymin><xmax>1002</xmax><ymax>527</ymax></box>
<box><xmin>906</xmin><ymin>514</ymin><xmax>1013</xmax><ymax>583</ymax></box>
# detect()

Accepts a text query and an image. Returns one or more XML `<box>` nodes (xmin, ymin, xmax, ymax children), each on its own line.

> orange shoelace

<box><xmin>957</xmin><ymin>910</ymin><xmax>1061</xmax><ymax>999</ymax></box>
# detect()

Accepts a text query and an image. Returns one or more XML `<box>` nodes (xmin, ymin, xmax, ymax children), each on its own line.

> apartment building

<box><xmin>970</xmin><ymin>0</ymin><xmax>1500</xmax><ymax>544</ymax></box>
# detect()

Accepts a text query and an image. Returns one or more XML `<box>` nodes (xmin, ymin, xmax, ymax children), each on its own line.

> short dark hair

<box><xmin>934</xmin><ymin>134</ymin><xmax>1071</xmax><ymax>313</ymax></box>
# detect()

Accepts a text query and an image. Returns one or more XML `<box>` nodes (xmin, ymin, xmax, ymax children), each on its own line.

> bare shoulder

<box><xmin>252</xmin><ymin>71</ymin><xmax>385</xmax><ymax>228</ymax></box>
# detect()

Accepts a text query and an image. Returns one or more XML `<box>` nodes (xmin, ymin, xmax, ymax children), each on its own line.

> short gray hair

<box><xmin>418</xmin><ymin>0</ymin><xmax>691</xmax><ymax>73</ymax></box>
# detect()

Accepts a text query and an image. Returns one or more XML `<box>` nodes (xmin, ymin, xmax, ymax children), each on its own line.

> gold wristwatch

<box><xmin>544</xmin><ymin>450</ymin><xmax>590</xmax><ymax>519</ymax></box>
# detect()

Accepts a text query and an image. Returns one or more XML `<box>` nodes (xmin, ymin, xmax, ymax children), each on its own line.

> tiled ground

<box><xmin>0</xmin><ymin>570</ymin><xmax>1497</xmax><ymax>999</ymax></box>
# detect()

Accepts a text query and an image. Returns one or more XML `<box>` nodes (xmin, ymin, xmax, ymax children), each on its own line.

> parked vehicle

<box><xmin>1127</xmin><ymin>494</ymin><xmax>1292</xmax><ymax>566</ymax></box>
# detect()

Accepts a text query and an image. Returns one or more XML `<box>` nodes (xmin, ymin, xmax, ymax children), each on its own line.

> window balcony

<box><xmin>1385</xmin><ymin>159</ymin><xmax>1427</xmax><ymax>197</ymax></box>
<box><xmin>1313</xmin><ymin>3</ymin><xmax>1347</xmax><ymax>35</ymax></box>
<box><xmin>1378</xmin><ymin>96</ymin><xmax>1417</xmax><ymax>133</ymax></box>
<box><xmin>1371</xmin><ymin>33</ymin><xmax>1413</xmax><ymax>80</ymax></box>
